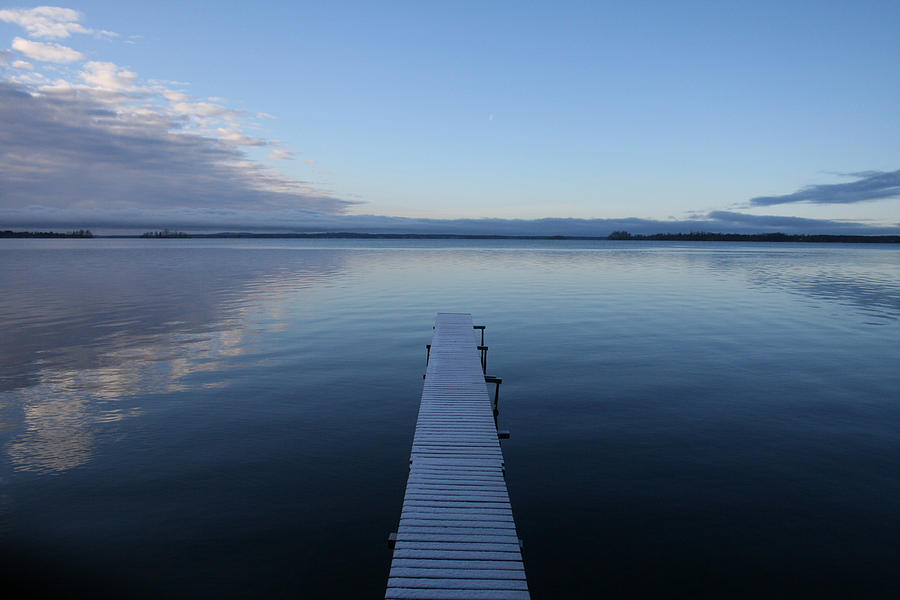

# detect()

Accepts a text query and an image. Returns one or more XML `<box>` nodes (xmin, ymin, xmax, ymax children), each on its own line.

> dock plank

<box><xmin>386</xmin><ymin>589</ymin><xmax>530</xmax><ymax>600</ymax></box>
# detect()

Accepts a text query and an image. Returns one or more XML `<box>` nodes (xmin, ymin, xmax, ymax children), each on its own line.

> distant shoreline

<box><xmin>2</xmin><ymin>230</ymin><xmax>900</xmax><ymax>243</ymax></box>
<box><xmin>1</xmin><ymin>229</ymin><xmax>94</xmax><ymax>239</ymax></box>
<box><xmin>606</xmin><ymin>231</ymin><xmax>900</xmax><ymax>243</ymax></box>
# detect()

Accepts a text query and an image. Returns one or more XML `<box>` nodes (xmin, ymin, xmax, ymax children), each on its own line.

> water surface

<box><xmin>1</xmin><ymin>239</ymin><xmax>898</xmax><ymax>598</ymax></box>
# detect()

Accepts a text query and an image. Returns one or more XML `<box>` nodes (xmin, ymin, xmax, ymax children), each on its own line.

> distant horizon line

<box><xmin>3</xmin><ymin>229</ymin><xmax>900</xmax><ymax>243</ymax></box>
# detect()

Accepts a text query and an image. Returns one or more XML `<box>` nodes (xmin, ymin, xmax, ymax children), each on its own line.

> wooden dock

<box><xmin>385</xmin><ymin>313</ymin><xmax>529</xmax><ymax>600</ymax></box>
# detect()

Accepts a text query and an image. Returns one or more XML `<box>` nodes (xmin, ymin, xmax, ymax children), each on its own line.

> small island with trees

<box><xmin>140</xmin><ymin>229</ymin><xmax>190</xmax><ymax>238</ymax></box>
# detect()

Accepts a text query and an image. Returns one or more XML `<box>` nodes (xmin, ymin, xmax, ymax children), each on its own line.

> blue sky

<box><xmin>1</xmin><ymin>2</ymin><xmax>899</xmax><ymax>234</ymax></box>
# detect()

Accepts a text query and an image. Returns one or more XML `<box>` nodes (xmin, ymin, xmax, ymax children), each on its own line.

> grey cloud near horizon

<box><xmin>3</xmin><ymin>204</ymin><xmax>898</xmax><ymax>236</ymax></box>
<box><xmin>749</xmin><ymin>169</ymin><xmax>900</xmax><ymax>206</ymax></box>
<box><xmin>705</xmin><ymin>210</ymin><xmax>883</xmax><ymax>230</ymax></box>
<box><xmin>2</xmin><ymin>73</ymin><xmax>896</xmax><ymax>236</ymax></box>
<box><xmin>0</xmin><ymin>81</ymin><xmax>354</xmax><ymax>215</ymax></box>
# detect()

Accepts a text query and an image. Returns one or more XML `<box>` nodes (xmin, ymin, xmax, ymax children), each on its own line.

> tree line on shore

<box><xmin>0</xmin><ymin>229</ymin><xmax>93</xmax><ymax>238</ymax></box>
<box><xmin>140</xmin><ymin>229</ymin><xmax>189</xmax><ymax>238</ymax></box>
<box><xmin>608</xmin><ymin>231</ymin><xmax>900</xmax><ymax>243</ymax></box>
<box><xmin>3</xmin><ymin>229</ymin><xmax>899</xmax><ymax>243</ymax></box>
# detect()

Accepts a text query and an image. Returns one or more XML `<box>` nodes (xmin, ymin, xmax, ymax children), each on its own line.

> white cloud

<box><xmin>81</xmin><ymin>61</ymin><xmax>138</xmax><ymax>91</ymax></box>
<box><xmin>13</xmin><ymin>60</ymin><xmax>34</xmax><ymax>70</ymax></box>
<box><xmin>171</xmin><ymin>101</ymin><xmax>237</xmax><ymax>118</ymax></box>
<box><xmin>39</xmin><ymin>78</ymin><xmax>75</xmax><ymax>93</ymax></box>
<box><xmin>0</xmin><ymin>6</ymin><xmax>90</xmax><ymax>39</ymax></box>
<box><xmin>216</xmin><ymin>128</ymin><xmax>265</xmax><ymax>147</ymax></box>
<box><xmin>12</xmin><ymin>37</ymin><xmax>84</xmax><ymax>63</ymax></box>
<box><xmin>268</xmin><ymin>148</ymin><xmax>293</xmax><ymax>160</ymax></box>
<box><xmin>0</xmin><ymin>49</ymin><xmax>13</xmax><ymax>64</ymax></box>
<box><xmin>148</xmin><ymin>77</ymin><xmax>189</xmax><ymax>86</ymax></box>
<box><xmin>9</xmin><ymin>70</ymin><xmax>47</xmax><ymax>86</ymax></box>
<box><xmin>161</xmin><ymin>89</ymin><xmax>189</xmax><ymax>103</ymax></box>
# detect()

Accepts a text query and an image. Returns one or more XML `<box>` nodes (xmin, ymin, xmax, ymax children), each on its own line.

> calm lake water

<box><xmin>1</xmin><ymin>238</ymin><xmax>898</xmax><ymax>598</ymax></box>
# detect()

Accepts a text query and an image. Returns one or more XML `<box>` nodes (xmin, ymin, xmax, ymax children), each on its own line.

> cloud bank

<box><xmin>0</xmin><ymin>81</ymin><xmax>353</xmax><ymax>215</ymax></box>
<box><xmin>1</xmin><ymin>7</ymin><xmax>353</xmax><ymax>220</ymax></box>
<box><xmin>3</xmin><ymin>202</ymin><xmax>897</xmax><ymax>236</ymax></box>
<box><xmin>750</xmin><ymin>170</ymin><xmax>900</xmax><ymax>206</ymax></box>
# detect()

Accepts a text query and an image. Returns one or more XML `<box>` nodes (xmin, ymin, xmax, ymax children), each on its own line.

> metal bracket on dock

<box><xmin>498</xmin><ymin>429</ymin><xmax>510</xmax><ymax>439</ymax></box>
<box><xmin>484</xmin><ymin>375</ymin><xmax>502</xmax><ymax>411</ymax></box>
<box><xmin>474</xmin><ymin>325</ymin><xmax>487</xmax><ymax>372</ymax></box>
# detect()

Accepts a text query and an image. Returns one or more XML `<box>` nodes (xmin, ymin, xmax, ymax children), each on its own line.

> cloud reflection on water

<box><xmin>736</xmin><ymin>249</ymin><xmax>900</xmax><ymax>322</ymax></box>
<box><xmin>1</xmin><ymin>245</ymin><xmax>348</xmax><ymax>473</ymax></box>
<box><xmin>5</xmin><ymin>328</ymin><xmax>251</xmax><ymax>473</ymax></box>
